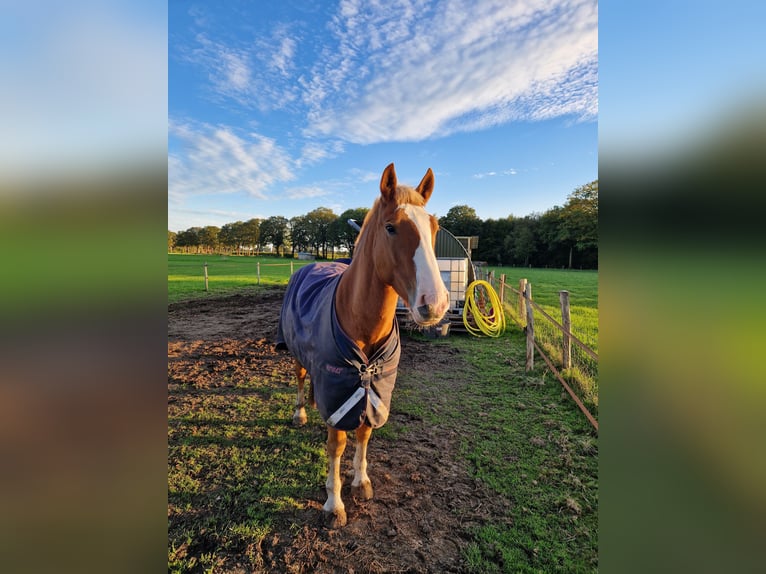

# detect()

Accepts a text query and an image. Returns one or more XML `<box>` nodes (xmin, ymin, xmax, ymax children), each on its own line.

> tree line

<box><xmin>169</xmin><ymin>180</ymin><xmax>597</xmax><ymax>269</ymax></box>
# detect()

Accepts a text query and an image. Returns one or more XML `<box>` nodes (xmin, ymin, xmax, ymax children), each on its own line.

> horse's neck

<box><xmin>335</xmin><ymin>257</ymin><xmax>398</xmax><ymax>357</ymax></box>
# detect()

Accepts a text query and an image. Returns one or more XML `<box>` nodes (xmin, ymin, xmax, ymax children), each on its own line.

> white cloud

<box><xmin>304</xmin><ymin>0</ymin><xmax>597</xmax><ymax>143</ymax></box>
<box><xmin>474</xmin><ymin>168</ymin><xmax>518</xmax><ymax>179</ymax></box>
<box><xmin>296</xmin><ymin>140</ymin><xmax>345</xmax><ymax>168</ymax></box>
<box><xmin>181</xmin><ymin>26</ymin><xmax>299</xmax><ymax>111</ymax></box>
<box><xmin>347</xmin><ymin>168</ymin><xmax>379</xmax><ymax>183</ymax></box>
<box><xmin>170</xmin><ymin>0</ymin><xmax>597</xmax><ymax>199</ymax></box>
<box><xmin>221</xmin><ymin>51</ymin><xmax>250</xmax><ymax>90</ymax></box>
<box><xmin>178</xmin><ymin>1</ymin><xmax>595</xmax><ymax>146</ymax></box>
<box><xmin>285</xmin><ymin>185</ymin><xmax>330</xmax><ymax>200</ymax></box>
<box><xmin>271</xmin><ymin>31</ymin><xmax>297</xmax><ymax>77</ymax></box>
<box><xmin>169</xmin><ymin>119</ymin><xmax>295</xmax><ymax>202</ymax></box>
<box><xmin>185</xmin><ymin>34</ymin><xmax>253</xmax><ymax>105</ymax></box>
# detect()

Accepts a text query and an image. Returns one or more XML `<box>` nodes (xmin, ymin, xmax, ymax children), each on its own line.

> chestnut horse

<box><xmin>275</xmin><ymin>163</ymin><xmax>450</xmax><ymax>528</ymax></box>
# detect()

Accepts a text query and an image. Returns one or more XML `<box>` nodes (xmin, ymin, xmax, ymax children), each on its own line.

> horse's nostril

<box><xmin>417</xmin><ymin>304</ymin><xmax>434</xmax><ymax>317</ymax></box>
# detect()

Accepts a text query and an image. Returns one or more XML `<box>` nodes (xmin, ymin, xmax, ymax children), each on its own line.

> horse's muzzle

<box><xmin>409</xmin><ymin>287</ymin><xmax>449</xmax><ymax>325</ymax></box>
<box><xmin>413</xmin><ymin>300</ymin><xmax>449</xmax><ymax>326</ymax></box>
<box><xmin>415</xmin><ymin>304</ymin><xmax>436</xmax><ymax>323</ymax></box>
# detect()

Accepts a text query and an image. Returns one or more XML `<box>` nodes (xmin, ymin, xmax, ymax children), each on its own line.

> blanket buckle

<box><xmin>358</xmin><ymin>363</ymin><xmax>380</xmax><ymax>389</ymax></box>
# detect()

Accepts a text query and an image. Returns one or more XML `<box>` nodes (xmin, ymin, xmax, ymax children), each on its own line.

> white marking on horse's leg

<box><xmin>323</xmin><ymin>427</ymin><xmax>347</xmax><ymax>528</ymax></box>
<box><xmin>351</xmin><ymin>424</ymin><xmax>373</xmax><ymax>500</ymax></box>
<box><xmin>292</xmin><ymin>361</ymin><xmax>308</xmax><ymax>426</ymax></box>
<box><xmin>293</xmin><ymin>406</ymin><xmax>307</xmax><ymax>426</ymax></box>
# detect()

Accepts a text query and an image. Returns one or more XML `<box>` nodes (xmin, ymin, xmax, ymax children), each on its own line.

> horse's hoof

<box><xmin>292</xmin><ymin>411</ymin><xmax>307</xmax><ymax>426</ymax></box>
<box><xmin>323</xmin><ymin>508</ymin><xmax>347</xmax><ymax>529</ymax></box>
<box><xmin>352</xmin><ymin>481</ymin><xmax>374</xmax><ymax>501</ymax></box>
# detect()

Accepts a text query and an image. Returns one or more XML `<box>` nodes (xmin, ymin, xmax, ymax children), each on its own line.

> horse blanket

<box><xmin>275</xmin><ymin>262</ymin><xmax>401</xmax><ymax>431</ymax></box>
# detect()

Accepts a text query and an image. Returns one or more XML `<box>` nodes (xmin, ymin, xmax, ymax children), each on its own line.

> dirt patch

<box><xmin>169</xmin><ymin>290</ymin><xmax>511</xmax><ymax>573</ymax></box>
<box><xmin>168</xmin><ymin>288</ymin><xmax>285</xmax><ymax>343</ymax></box>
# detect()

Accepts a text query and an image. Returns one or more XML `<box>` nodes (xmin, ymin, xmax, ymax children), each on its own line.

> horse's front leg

<box><xmin>323</xmin><ymin>426</ymin><xmax>347</xmax><ymax>528</ymax></box>
<box><xmin>292</xmin><ymin>359</ymin><xmax>308</xmax><ymax>426</ymax></box>
<box><xmin>351</xmin><ymin>423</ymin><xmax>374</xmax><ymax>500</ymax></box>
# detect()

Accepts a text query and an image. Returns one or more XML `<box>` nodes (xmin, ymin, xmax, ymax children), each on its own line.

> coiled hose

<box><xmin>463</xmin><ymin>280</ymin><xmax>506</xmax><ymax>337</ymax></box>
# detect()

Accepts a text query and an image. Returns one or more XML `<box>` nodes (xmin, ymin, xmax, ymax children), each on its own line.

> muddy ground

<box><xmin>169</xmin><ymin>289</ymin><xmax>512</xmax><ymax>573</ymax></box>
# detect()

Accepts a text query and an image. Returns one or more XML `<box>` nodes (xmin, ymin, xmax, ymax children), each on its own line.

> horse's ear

<box><xmin>380</xmin><ymin>163</ymin><xmax>397</xmax><ymax>202</ymax></box>
<box><xmin>416</xmin><ymin>168</ymin><xmax>434</xmax><ymax>204</ymax></box>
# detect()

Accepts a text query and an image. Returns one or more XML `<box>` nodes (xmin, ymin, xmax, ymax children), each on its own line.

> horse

<box><xmin>275</xmin><ymin>163</ymin><xmax>450</xmax><ymax>528</ymax></box>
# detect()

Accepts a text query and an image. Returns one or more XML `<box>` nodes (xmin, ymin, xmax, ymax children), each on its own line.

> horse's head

<box><xmin>359</xmin><ymin>163</ymin><xmax>450</xmax><ymax>326</ymax></box>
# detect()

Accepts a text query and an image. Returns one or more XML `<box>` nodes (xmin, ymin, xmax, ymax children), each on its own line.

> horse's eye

<box><xmin>385</xmin><ymin>223</ymin><xmax>396</xmax><ymax>235</ymax></box>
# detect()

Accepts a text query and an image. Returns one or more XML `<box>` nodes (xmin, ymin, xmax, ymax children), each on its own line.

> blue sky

<box><xmin>169</xmin><ymin>0</ymin><xmax>598</xmax><ymax>232</ymax></box>
<box><xmin>599</xmin><ymin>2</ymin><xmax>766</xmax><ymax>163</ymax></box>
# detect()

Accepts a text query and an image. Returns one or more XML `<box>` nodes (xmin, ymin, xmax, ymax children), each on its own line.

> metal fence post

<box><xmin>204</xmin><ymin>262</ymin><xmax>208</xmax><ymax>292</ymax></box>
<box><xmin>257</xmin><ymin>262</ymin><xmax>261</xmax><ymax>285</ymax></box>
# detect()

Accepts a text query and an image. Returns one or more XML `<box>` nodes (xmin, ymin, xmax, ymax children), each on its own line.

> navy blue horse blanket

<box><xmin>275</xmin><ymin>262</ymin><xmax>400</xmax><ymax>431</ymax></box>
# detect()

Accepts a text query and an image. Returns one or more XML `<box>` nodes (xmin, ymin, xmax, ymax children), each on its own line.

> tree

<box><xmin>168</xmin><ymin>230</ymin><xmax>176</xmax><ymax>252</ymax></box>
<box><xmin>198</xmin><ymin>226</ymin><xmax>220</xmax><ymax>253</ymax></box>
<box><xmin>260</xmin><ymin>216</ymin><xmax>289</xmax><ymax>256</ymax></box>
<box><xmin>507</xmin><ymin>216</ymin><xmax>538</xmax><ymax>267</ymax></box>
<box><xmin>219</xmin><ymin>222</ymin><xmax>240</xmax><ymax>255</ymax></box>
<box><xmin>220</xmin><ymin>221</ymin><xmax>250</xmax><ymax>255</ymax></box>
<box><xmin>475</xmin><ymin>216</ymin><xmax>514</xmax><ymax>265</ymax></box>
<box><xmin>438</xmin><ymin>205</ymin><xmax>483</xmax><ymax>237</ymax></box>
<box><xmin>175</xmin><ymin>227</ymin><xmax>201</xmax><ymax>253</ymax></box>
<box><xmin>537</xmin><ymin>206</ymin><xmax>570</xmax><ymax>268</ymax></box>
<box><xmin>304</xmin><ymin>207</ymin><xmax>337</xmax><ymax>259</ymax></box>
<box><xmin>241</xmin><ymin>218</ymin><xmax>262</xmax><ymax>255</ymax></box>
<box><xmin>559</xmin><ymin>180</ymin><xmax>598</xmax><ymax>268</ymax></box>
<box><xmin>289</xmin><ymin>215</ymin><xmax>311</xmax><ymax>257</ymax></box>
<box><xmin>334</xmin><ymin>207</ymin><xmax>369</xmax><ymax>258</ymax></box>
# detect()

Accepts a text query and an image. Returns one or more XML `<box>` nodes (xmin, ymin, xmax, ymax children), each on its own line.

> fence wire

<box><xmin>476</xmin><ymin>269</ymin><xmax>599</xmax><ymax>414</ymax></box>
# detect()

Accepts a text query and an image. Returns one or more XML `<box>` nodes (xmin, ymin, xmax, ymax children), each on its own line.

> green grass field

<box><xmin>482</xmin><ymin>266</ymin><xmax>599</xmax><ymax>408</ymax></box>
<box><xmin>486</xmin><ymin>266</ymin><xmax>598</xmax><ymax>351</ymax></box>
<box><xmin>168</xmin><ymin>253</ymin><xmax>313</xmax><ymax>303</ymax></box>
<box><xmin>169</xmin><ymin>257</ymin><xmax>598</xmax><ymax>313</ymax></box>
<box><xmin>447</xmin><ymin>333</ymin><xmax>598</xmax><ymax>573</ymax></box>
<box><xmin>486</xmin><ymin>267</ymin><xmax>598</xmax><ymax>310</ymax></box>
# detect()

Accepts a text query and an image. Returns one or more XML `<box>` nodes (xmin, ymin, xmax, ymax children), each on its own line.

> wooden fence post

<box><xmin>488</xmin><ymin>270</ymin><xmax>494</xmax><ymax>286</ymax></box>
<box><xmin>499</xmin><ymin>274</ymin><xmax>506</xmax><ymax>303</ymax></box>
<box><xmin>290</xmin><ymin>261</ymin><xmax>294</xmax><ymax>275</ymax></box>
<box><xmin>525</xmin><ymin>283</ymin><xmax>534</xmax><ymax>371</ymax></box>
<box><xmin>559</xmin><ymin>290</ymin><xmax>571</xmax><ymax>369</ymax></box>
<box><xmin>518</xmin><ymin>278</ymin><xmax>527</xmax><ymax>327</ymax></box>
<box><xmin>204</xmin><ymin>262</ymin><xmax>209</xmax><ymax>291</ymax></box>
<box><xmin>257</xmin><ymin>262</ymin><xmax>261</xmax><ymax>285</ymax></box>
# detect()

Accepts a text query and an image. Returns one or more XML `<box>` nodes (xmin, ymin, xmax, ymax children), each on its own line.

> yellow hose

<box><xmin>463</xmin><ymin>280</ymin><xmax>506</xmax><ymax>337</ymax></box>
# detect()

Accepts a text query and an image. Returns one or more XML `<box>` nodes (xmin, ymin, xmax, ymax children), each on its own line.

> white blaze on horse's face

<box><xmin>399</xmin><ymin>204</ymin><xmax>450</xmax><ymax>325</ymax></box>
